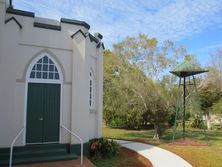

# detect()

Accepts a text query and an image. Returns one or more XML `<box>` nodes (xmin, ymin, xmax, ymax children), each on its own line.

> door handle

<box><xmin>39</xmin><ymin>117</ymin><xmax>43</xmax><ymax>121</ymax></box>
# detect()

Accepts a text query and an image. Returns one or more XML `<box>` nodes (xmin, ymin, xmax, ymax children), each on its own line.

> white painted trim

<box><xmin>26</xmin><ymin>53</ymin><xmax>63</xmax><ymax>83</ymax></box>
<box><xmin>28</xmin><ymin>79</ymin><xmax>62</xmax><ymax>84</ymax></box>
<box><xmin>24</xmin><ymin>52</ymin><xmax>63</xmax><ymax>145</ymax></box>
<box><xmin>26</xmin><ymin>141</ymin><xmax>59</xmax><ymax>145</ymax></box>
<box><xmin>59</xmin><ymin>83</ymin><xmax>63</xmax><ymax>144</ymax></box>
<box><xmin>23</xmin><ymin>81</ymin><xmax>28</xmax><ymax>145</ymax></box>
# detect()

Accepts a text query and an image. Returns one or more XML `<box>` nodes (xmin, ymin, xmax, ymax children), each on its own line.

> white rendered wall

<box><xmin>0</xmin><ymin>0</ymin><xmax>103</xmax><ymax>147</ymax></box>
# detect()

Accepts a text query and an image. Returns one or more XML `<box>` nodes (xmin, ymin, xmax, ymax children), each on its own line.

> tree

<box><xmin>199</xmin><ymin>85</ymin><xmax>221</xmax><ymax>129</ymax></box>
<box><xmin>103</xmin><ymin>50</ymin><xmax>147</xmax><ymax>129</ymax></box>
<box><xmin>104</xmin><ymin>34</ymin><xmax>200</xmax><ymax>139</ymax></box>
<box><xmin>212</xmin><ymin>98</ymin><xmax>222</xmax><ymax>129</ymax></box>
<box><xmin>148</xmin><ymin>83</ymin><xmax>171</xmax><ymax>139</ymax></box>
<box><xmin>113</xmin><ymin>34</ymin><xmax>187</xmax><ymax>83</ymax></box>
<box><xmin>103</xmin><ymin>49</ymin><xmax>172</xmax><ymax>138</ymax></box>
<box><xmin>103</xmin><ymin>50</ymin><xmax>126</xmax><ymax>127</ymax></box>
<box><xmin>199</xmin><ymin>48</ymin><xmax>222</xmax><ymax>129</ymax></box>
<box><xmin>209</xmin><ymin>48</ymin><xmax>222</xmax><ymax>91</ymax></box>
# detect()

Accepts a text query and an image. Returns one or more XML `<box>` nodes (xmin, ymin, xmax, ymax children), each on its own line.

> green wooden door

<box><xmin>26</xmin><ymin>83</ymin><xmax>61</xmax><ymax>143</ymax></box>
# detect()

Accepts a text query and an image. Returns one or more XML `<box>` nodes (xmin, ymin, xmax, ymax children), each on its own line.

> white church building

<box><xmin>0</xmin><ymin>0</ymin><xmax>103</xmax><ymax>165</ymax></box>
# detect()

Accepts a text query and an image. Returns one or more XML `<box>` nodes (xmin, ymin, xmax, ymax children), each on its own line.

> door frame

<box><xmin>23</xmin><ymin>52</ymin><xmax>63</xmax><ymax>145</ymax></box>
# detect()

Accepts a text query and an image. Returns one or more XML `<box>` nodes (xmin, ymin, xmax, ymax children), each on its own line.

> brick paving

<box><xmin>14</xmin><ymin>157</ymin><xmax>95</xmax><ymax>167</ymax></box>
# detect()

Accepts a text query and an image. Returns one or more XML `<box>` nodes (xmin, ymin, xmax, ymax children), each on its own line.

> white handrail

<box><xmin>9</xmin><ymin>127</ymin><xmax>24</xmax><ymax>167</ymax></box>
<box><xmin>60</xmin><ymin>125</ymin><xmax>83</xmax><ymax>165</ymax></box>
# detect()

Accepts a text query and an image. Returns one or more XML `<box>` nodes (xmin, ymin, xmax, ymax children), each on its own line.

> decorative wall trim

<box><xmin>34</xmin><ymin>22</ymin><xmax>61</xmax><ymax>31</ymax></box>
<box><xmin>61</xmin><ymin>18</ymin><xmax>90</xmax><ymax>30</ymax></box>
<box><xmin>101</xmin><ymin>43</ymin><xmax>105</xmax><ymax>50</ymax></box>
<box><xmin>18</xmin><ymin>43</ymin><xmax>72</xmax><ymax>52</ymax></box>
<box><xmin>89</xmin><ymin>33</ymin><xmax>99</xmax><ymax>43</ymax></box>
<box><xmin>5</xmin><ymin>16</ymin><xmax>22</xmax><ymax>29</ymax></box>
<box><xmin>71</xmin><ymin>29</ymin><xmax>87</xmax><ymax>38</ymax></box>
<box><xmin>94</xmin><ymin>33</ymin><xmax>103</xmax><ymax>39</ymax></box>
<box><xmin>6</xmin><ymin>8</ymin><xmax>35</xmax><ymax>17</ymax></box>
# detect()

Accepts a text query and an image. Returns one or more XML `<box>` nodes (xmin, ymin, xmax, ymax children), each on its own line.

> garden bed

<box><xmin>91</xmin><ymin>147</ymin><xmax>153</xmax><ymax>167</ymax></box>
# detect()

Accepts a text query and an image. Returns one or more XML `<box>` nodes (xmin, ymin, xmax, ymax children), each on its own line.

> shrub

<box><xmin>89</xmin><ymin>138</ymin><xmax>120</xmax><ymax>159</ymax></box>
<box><xmin>109</xmin><ymin>117</ymin><xmax>127</xmax><ymax>128</ymax></box>
<box><xmin>191</xmin><ymin>116</ymin><xmax>204</xmax><ymax>129</ymax></box>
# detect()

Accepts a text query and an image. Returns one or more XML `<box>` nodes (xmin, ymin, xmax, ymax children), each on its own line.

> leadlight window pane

<box><xmin>29</xmin><ymin>56</ymin><xmax>60</xmax><ymax>80</ymax></box>
<box><xmin>55</xmin><ymin>73</ymin><xmax>59</xmax><ymax>79</ymax></box>
<box><xmin>30</xmin><ymin>72</ymin><xmax>35</xmax><ymax>78</ymax></box>
<box><xmin>32</xmin><ymin>65</ymin><xmax>36</xmax><ymax>71</ymax></box>
<box><xmin>37</xmin><ymin>59</ymin><xmax>42</xmax><ymax>63</ymax></box>
<box><xmin>89</xmin><ymin>76</ymin><xmax>93</xmax><ymax>107</ymax></box>
<box><xmin>43</xmin><ymin>72</ymin><xmax>47</xmax><ymax>79</ymax></box>
<box><xmin>49</xmin><ymin>65</ymin><xmax>54</xmax><ymax>71</ymax></box>
<box><xmin>37</xmin><ymin>64</ymin><xmax>42</xmax><ymax>71</ymax></box>
<box><xmin>49</xmin><ymin>72</ymin><xmax>53</xmax><ymax>79</ymax></box>
<box><xmin>43</xmin><ymin>64</ymin><xmax>48</xmax><ymax>71</ymax></box>
<box><xmin>43</xmin><ymin>56</ymin><xmax>48</xmax><ymax>63</ymax></box>
<box><xmin>49</xmin><ymin>59</ymin><xmax>53</xmax><ymax>64</ymax></box>
<box><xmin>36</xmin><ymin>72</ymin><xmax>41</xmax><ymax>78</ymax></box>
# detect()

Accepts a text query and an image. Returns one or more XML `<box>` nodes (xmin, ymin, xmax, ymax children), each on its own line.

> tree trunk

<box><xmin>153</xmin><ymin>125</ymin><xmax>160</xmax><ymax>140</ymax></box>
<box><xmin>205</xmin><ymin>112</ymin><xmax>211</xmax><ymax>130</ymax></box>
<box><xmin>220</xmin><ymin>117</ymin><xmax>222</xmax><ymax>130</ymax></box>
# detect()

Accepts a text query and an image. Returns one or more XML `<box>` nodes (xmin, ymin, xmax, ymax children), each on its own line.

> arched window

<box><xmin>27</xmin><ymin>53</ymin><xmax>62</xmax><ymax>83</ymax></box>
<box><xmin>30</xmin><ymin>56</ymin><xmax>59</xmax><ymax>80</ymax></box>
<box><xmin>89</xmin><ymin>70</ymin><xmax>96</xmax><ymax>110</ymax></box>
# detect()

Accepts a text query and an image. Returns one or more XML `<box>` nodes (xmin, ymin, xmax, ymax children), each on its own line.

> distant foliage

<box><xmin>200</xmin><ymin>48</ymin><xmax>222</xmax><ymax>113</ymax></box>
<box><xmin>103</xmin><ymin>35</ymin><xmax>221</xmax><ymax>139</ymax></box>
<box><xmin>103</xmin><ymin>50</ymin><xmax>173</xmax><ymax>138</ymax></box>
<box><xmin>190</xmin><ymin>116</ymin><xmax>205</xmax><ymax>129</ymax></box>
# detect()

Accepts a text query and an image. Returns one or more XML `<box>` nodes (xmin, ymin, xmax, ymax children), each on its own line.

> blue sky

<box><xmin>13</xmin><ymin>0</ymin><xmax>222</xmax><ymax>66</ymax></box>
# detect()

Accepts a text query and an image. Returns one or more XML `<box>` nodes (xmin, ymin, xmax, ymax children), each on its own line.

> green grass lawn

<box><xmin>103</xmin><ymin>126</ymin><xmax>222</xmax><ymax>167</ymax></box>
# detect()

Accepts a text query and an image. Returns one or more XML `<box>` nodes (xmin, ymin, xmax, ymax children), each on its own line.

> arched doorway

<box><xmin>25</xmin><ymin>53</ymin><xmax>63</xmax><ymax>144</ymax></box>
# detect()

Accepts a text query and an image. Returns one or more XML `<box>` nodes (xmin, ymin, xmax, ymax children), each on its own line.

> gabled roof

<box><xmin>170</xmin><ymin>60</ymin><xmax>208</xmax><ymax>77</ymax></box>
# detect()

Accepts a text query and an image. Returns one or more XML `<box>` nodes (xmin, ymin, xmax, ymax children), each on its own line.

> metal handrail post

<box><xmin>60</xmin><ymin>125</ymin><xmax>83</xmax><ymax>165</ymax></box>
<box><xmin>9</xmin><ymin>127</ymin><xmax>24</xmax><ymax>167</ymax></box>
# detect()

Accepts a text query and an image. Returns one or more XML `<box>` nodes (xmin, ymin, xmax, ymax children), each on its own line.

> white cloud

<box><xmin>13</xmin><ymin>0</ymin><xmax>222</xmax><ymax>48</ymax></box>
